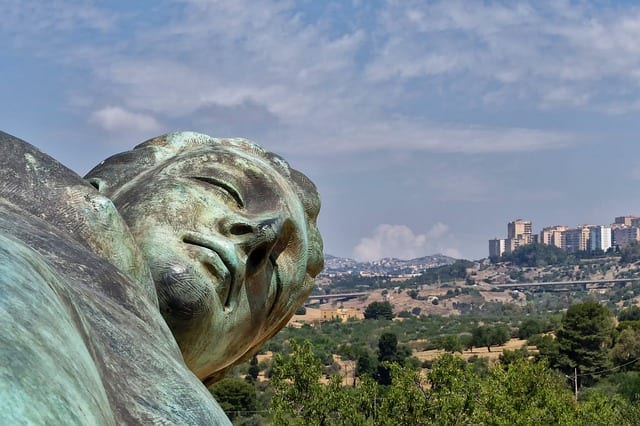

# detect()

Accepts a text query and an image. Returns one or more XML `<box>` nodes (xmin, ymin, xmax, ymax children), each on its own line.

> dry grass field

<box><xmin>413</xmin><ymin>338</ymin><xmax>535</xmax><ymax>362</ymax></box>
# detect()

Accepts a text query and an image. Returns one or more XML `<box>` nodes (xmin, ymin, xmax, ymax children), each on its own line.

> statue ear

<box><xmin>87</xmin><ymin>177</ymin><xmax>106</xmax><ymax>193</ymax></box>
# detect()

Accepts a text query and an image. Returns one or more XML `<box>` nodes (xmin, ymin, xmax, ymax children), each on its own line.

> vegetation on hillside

<box><xmin>268</xmin><ymin>339</ymin><xmax>640</xmax><ymax>425</ymax></box>
<box><xmin>212</xmin><ymin>245</ymin><xmax>640</xmax><ymax>424</ymax></box>
<box><xmin>211</xmin><ymin>301</ymin><xmax>640</xmax><ymax>424</ymax></box>
<box><xmin>620</xmin><ymin>241</ymin><xmax>640</xmax><ymax>264</ymax></box>
<box><xmin>500</xmin><ymin>243</ymin><xmax>570</xmax><ymax>267</ymax></box>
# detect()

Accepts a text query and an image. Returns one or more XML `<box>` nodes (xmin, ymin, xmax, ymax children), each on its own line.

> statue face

<box><xmin>115</xmin><ymin>146</ymin><xmax>310</xmax><ymax>379</ymax></box>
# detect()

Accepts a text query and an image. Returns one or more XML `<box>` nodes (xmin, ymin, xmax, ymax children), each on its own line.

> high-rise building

<box><xmin>613</xmin><ymin>227</ymin><xmax>640</xmax><ymax>248</ymax></box>
<box><xmin>589</xmin><ymin>226</ymin><xmax>612</xmax><ymax>252</ymax></box>
<box><xmin>489</xmin><ymin>219</ymin><xmax>534</xmax><ymax>257</ymax></box>
<box><xmin>615</xmin><ymin>216</ymin><xmax>640</xmax><ymax>226</ymax></box>
<box><xmin>505</xmin><ymin>219</ymin><xmax>533</xmax><ymax>253</ymax></box>
<box><xmin>564</xmin><ymin>225</ymin><xmax>592</xmax><ymax>253</ymax></box>
<box><xmin>539</xmin><ymin>225</ymin><xmax>567</xmax><ymax>249</ymax></box>
<box><xmin>488</xmin><ymin>238</ymin><xmax>506</xmax><ymax>257</ymax></box>
<box><xmin>508</xmin><ymin>219</ymin><xmax>533</xmax><ymax>243</ymax></box>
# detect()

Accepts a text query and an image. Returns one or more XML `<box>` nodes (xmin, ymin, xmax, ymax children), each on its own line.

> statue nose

<box><xmin>227</xmin><ymin>217</ymin><xmax>283</xmax><ymax>275</ymax></box>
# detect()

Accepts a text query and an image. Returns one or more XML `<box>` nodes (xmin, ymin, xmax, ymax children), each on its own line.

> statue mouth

<box><xmin>182</xmin><ymin>232</ymin><xmax>237</xmax><ymax>311</ymax></box>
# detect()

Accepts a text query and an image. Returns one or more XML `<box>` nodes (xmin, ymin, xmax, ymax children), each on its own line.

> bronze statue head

<box><xmin>86</xmin><ymin>132</ymin><xmax>323</xmax><ymax>383</ymax></box>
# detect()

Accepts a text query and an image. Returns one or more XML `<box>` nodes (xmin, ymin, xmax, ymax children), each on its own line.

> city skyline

<box><xmin>3</xmin><ymin>1</ymin><xmax>640</xmax><ymax>261</ymax></box>
<box><xmin>489</xmin><ymin>215</ymin><xmax>640</xmax><ymax>258</ymax></box>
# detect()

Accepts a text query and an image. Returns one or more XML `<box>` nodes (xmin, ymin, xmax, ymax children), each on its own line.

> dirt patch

<box><xmin>414</xmin><ymin>338</ymin><xmax>535</xmax><ymax>362</ymax></box>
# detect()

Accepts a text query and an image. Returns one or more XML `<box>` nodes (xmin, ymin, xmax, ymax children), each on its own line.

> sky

<box><xmin>2</xmin><ymin>0</ymin><xmax>640</xmax><ymax>262</ymax></box>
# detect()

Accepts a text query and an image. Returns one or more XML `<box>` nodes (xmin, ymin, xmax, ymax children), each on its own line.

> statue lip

<box><xmin>182</xmin><ymin>232</ymin><xmax>238</xmax><ymax>310</ymax></box>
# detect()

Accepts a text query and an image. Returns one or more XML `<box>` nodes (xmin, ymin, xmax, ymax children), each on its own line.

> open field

<box><xmin>414</xmin><ymin>338</ymin><xmax>534</xmax><ymax>362</ymax></box>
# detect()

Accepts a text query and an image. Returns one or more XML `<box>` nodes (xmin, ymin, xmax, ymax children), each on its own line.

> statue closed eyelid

<box><xmin>189</xmin><ymin>176</ymin><xmax>244</xmax><ymax>208</ymax></box>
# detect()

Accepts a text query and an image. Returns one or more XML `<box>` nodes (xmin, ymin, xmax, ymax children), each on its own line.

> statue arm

<box><xmin>0</xmin><ymin>234</ymin><xmax>115</xmax><ymax>425</ymax></box>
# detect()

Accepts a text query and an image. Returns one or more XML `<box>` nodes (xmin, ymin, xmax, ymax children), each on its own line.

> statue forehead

<box><xmin>158</xmin><ymin>146</ymin><xmax>290</xmax><ymax>186</ymax></box>
<box><xmin>140</xmin><ymin>132</ymin><xmax>264</xmax><ymax>154</ymax></box>
<box><xmin>141</xmin><ymin>132</ymin><xmax>291</xmax><ymax>179</ymax></box>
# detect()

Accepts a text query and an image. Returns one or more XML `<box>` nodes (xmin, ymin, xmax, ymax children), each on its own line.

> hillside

<box><xmin>321</xmin><ymin>254</ymin><xmax>457</xmax><ymax>278</ymax></box>
<box><xmin>305</xmin><ymin>253</ymin><xmax>640</xmax><ymax>319</ymax></box>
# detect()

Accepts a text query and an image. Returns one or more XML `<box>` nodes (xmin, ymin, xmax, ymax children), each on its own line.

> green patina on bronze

<box><xmin>0</xmin><ymin>131</ymin><xmax>323</xmax><ymax>424</ymax></box>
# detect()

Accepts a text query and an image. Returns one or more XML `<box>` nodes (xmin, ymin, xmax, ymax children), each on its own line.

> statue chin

<box><xmin>0</xmin><ymin>130</ymin><xmax>322</xmax><ymax>425</ymax></box>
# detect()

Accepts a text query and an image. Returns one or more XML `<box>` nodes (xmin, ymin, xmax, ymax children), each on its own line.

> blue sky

<box><xmin>3</xmin><ymin>0</ymin><xmax>640</xmax><ymax>261</ymax></box>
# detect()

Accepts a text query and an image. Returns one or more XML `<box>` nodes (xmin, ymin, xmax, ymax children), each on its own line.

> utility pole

<box><xmin>565</xmin><ymin>368</ymin><xmax>579</xmax><ymax>402</ymax></box>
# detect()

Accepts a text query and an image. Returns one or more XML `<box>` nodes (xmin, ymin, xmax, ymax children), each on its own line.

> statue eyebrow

<box><xmin>190</xmin><ymin>176</ymin><xmax>244</xmax><ymax>208</ymax></box>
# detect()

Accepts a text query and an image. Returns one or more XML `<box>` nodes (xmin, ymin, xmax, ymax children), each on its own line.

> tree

<box><xmin>270</xmin><ymin>339</ymin><xmax>367</xmax><ymax>425</ymax></box>
<box><xmin>620</xmin><ymin>241</ymin><xmax>640</xmax><ymax>264</ymax></box>
<box><xmin>476</xmin><ymin>359</ymin><xmax>575</xmax><ymax>424</ymax></box>
<box><xmin>530</xmin><ymin>334</ymin><xmax>561</xmax><ymax>369</ymax></box>
<box><xmin>209</xmin><ymin>378</ymin><xmax>257</xmax><ymax>422</ymax></box>
<box><xmin>442</xmin><ymin>335</ymin><xmax>463</xmax><ymax>354</ymax></box>
<box><xmin>270</xmin><ymin>339</ymin><xmax>324</xmax><ymax>424</ymax></box>
<box><xmin>427</xmin><ymin>354</ymin><xmax>479</xmax><ymax>424</ymax></box>
<box><xmin>490</xmin><ymin>325</ymin><xmax>511</xmax><ymax>348</ymax></box>
<box><xmin>271</xmin><ymin>340</ymin><xmax>358</xmax><ymax>425</ymax></box>
<box><xmin>471</xmin><ymin>326</ymin><xmax>490</xmax><ymax>351</ymax></box>
<box><xmin>499</xmin><ymin>346</ymin><xmax>530</xmax><ymax>366</ymax></box>
<box><xmin>247</xmin><ymin>355</ymin><xmax>260</xmax><ymax>381</ymax></box>
<box><xmin>375</xmin><ymin>332</ymin><xmax>411</xmax><ymax>385</ymax></box>
<box><xmin>379</xmin><ymin>363</ymin><xmax>430</xmax><ymax>425</ymax></box>
<box><xmin>471</xmin><ymin>325</ymin><xmax>510</xmax><ymax>352</ymax></box>
<box><xmin>355</xmin><ymin>351</ymin><xmax>376</xmax><ymax>377</ymax></box>
<box><xmin>619</xmin><ymin>306</ymin><xmax>640</xmax><ymax>322</ymax></box>
<box><xmin>556</xmin><ymin>302</ymin><xmax>615</xmax><ymax>386</ymax></box>
<box><xmin>269</xmin><ymin>339</ymin><xmax>638</xmax><ymax>425</ymax></box>
<box><xmin>375</xmin><ymin>332</ymin><xmax>399</xmax><ymax>385</ymax></box>
<box><xmin>611</xmin><ymin>327</ymin><xmax>640</xmax><ymax>370</ymax></box>
<box><xmin>363</xmin><ymin>301</ymin><xmax>394</xmax><ymax>320</ymax></box>
<box><xmin>518</xmin><ymin>318</ymin><xmax>545</xmax><ymax>339</ymax></box>
<box><xmin>502</xmin><ymin>243</ymin><xmax>568</xmax><ymax>267</ymax></box>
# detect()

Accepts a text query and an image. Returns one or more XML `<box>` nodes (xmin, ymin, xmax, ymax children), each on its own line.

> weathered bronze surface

<box><xmin>0</xmin><ymin>131</ymin><xmax>322</xmax><ymax>424</ymax></box>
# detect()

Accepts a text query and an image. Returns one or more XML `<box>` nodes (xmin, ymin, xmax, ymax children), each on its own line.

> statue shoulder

<box><xmin>0</xmin><ymin>131</ymin><xmax>154</xmax><ymax>298</ymax></box>
<box><xmin>0</xmin><ymin>207</ymin><xmax>230</xmax><ymax>425</ymax></box>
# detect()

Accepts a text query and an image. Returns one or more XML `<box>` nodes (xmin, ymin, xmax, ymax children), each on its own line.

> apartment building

<box><xmin>506</xmin><ymin>236</ymin><xmax>529</xmax><ymax>254</ymax></box>
<box><xmin>589</xmin><ymin>226</ymin><xmax>612</xmax><ymax>252</ymax></box>
<box><xmin>488</xmin><ymin>219</ymin><xmax>533</xmax><ymax>256</ymax></box>
<box><xmin>615</xmin><ymin>216</ymin><xmax>640</xmax><ymax>226</ymax></box>
<box><xmin>508</xmin><ymin>219</ymin><xmax>533</xmax><ymax>243</ymax></box>
<box><xmin>539</xmin><ymin>225</ymin><xmax>568</xmax><ymax>249</ymax></box>
<box><xmin>563</xmin><ymin>226</ymin><xmax>592</xmax><ymax>253</ymax></box>
<box><xmin>488</xmin><ymin>215</ymin><xmax>640</xmax><ymax>257</ymax></box>
<box><xmin>489</xmin><ymin>238</ymin><xmax>506</xmax><ymax>257</ymax></box>
<box><xmin>613</xmin><ymin>226</ymin><xmax>640</xmax><ymax>248</ymax></box>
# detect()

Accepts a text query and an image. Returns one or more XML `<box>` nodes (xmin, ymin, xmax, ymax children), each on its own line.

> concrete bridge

<box><xmin>306</xmin><ymin>292</ymin><xmax>368</xmax><ymax>304</ymax></box>
<box><xmin>495</xmin><ymin>278</ymin><xmax>638</xmax><ymax>292</ymax></box>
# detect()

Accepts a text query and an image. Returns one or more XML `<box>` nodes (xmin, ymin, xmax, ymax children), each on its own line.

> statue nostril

<box><xmin>229</xmin><ymin>223</ymin><xmax>254</xmax><ymax>235</ymax></box>
<box><xmin>246</xmin><ymin>243</ymin><xmax>270</xmax><ymax>275</ymax></box>
<box><xmin>239</xmin><ymin>218</ymin><xmax>283</xmax><ymax>275</ymax></box>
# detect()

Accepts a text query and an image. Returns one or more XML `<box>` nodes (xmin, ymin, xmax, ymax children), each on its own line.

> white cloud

<box><xmin>89</xmin><ymin>106</ymin><xmax>162</xmax><ymax>134</ymax></box>
<box><xmin>353</xmin><ymin>223</ymin><xmax>453</xmax><ymax>261</ymax></box>
<box><xmin>0</xmin><ymin>0</ymin><xmax>115</xmax><ymax>49</ymax></box>
<box><xmin>277</xmin><ymin>118</ymin><xmax>574</xmax><ymax>157</ymax></box>
<box><xmin>7</xmin><ymin>0</ymin><xmax>623</xmax><ymax>156</ymax></box>
<box><xmin>5</xmin><ymin>0</ymin><xmax>639</xmax><ymax>157</ymax></box>
<box><xmin>366</xmin><ymin>1</ymin><xmax>640</xmax><ymax>112</ymax></box>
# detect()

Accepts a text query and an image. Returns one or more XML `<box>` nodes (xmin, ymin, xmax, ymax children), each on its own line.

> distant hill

<box><xmin>322</xmin><ymin>254</ymin><xmax>458</xmax><ymax>278</ymax></box>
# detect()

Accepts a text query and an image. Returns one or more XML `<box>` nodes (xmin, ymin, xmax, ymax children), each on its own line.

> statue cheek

<box><xmin>156</xmin><ymin>266</ymin><xmax>214</xmax><ymax>321</ymax></box>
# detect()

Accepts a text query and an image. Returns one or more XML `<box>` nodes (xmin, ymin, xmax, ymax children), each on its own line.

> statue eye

<box><xmin>190</xmin><ymin>176</ymin><xmax>244</xmax><ymax>208</ymax></box>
